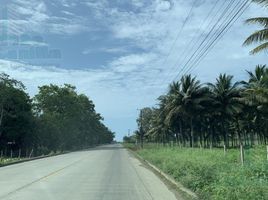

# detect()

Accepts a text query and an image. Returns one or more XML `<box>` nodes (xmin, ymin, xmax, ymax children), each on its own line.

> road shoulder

<box><xmin>126</xmin><ymin>148</ymin><xmax>198</xmax><ymax>200</ymax></box>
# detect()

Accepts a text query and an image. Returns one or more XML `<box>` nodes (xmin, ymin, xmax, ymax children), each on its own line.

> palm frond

<box><xmin>245</xmin><ymin>17</ymin><xmax>268</xmax><ymax>27</ymax></box>
<box><xmin>243</xmin><ymin>28</ymin><xmax>268</xmax><ymax>45</ymax></box>
<box><xmin>250</xmin><ymin>41</ymin><xmax>268</xmax><ymax>54</ymax></box>
<box><xmin>252</xmin><ymin>0</ymin><xmax>268</xmax><ymax>7</ymax></box>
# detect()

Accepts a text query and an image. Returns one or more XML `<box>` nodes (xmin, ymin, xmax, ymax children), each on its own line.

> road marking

<box><xmin>0</xmin><ymin>157</ymin><xmax>86</xmax><ymax>199</ymax></box>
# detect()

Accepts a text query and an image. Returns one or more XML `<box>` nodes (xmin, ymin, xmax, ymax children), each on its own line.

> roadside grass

<box><xmin>125</xmin><ymin>143</ymin><xmax>268</xmax><ymax>200</ymax></box>
<box><xmin>0</xmin><ymin>158</ymin><xmax>22</xmax><ymax>166</ymax></box>
<box><xmin>0</xmin><ymin>150</ymin><xmax>65</xmax><ymax>167</ymax></box>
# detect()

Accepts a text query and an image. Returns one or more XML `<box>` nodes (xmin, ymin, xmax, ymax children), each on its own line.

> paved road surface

<box><xmin>0</xmin><ymin>144</ymin><xmax>178</xmax><ymax>200</ymax></box>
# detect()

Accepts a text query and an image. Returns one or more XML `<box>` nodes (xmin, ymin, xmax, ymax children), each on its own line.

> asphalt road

<box><xmin>0</xmin><ymin>144</ymin><xmax>178</xmax><ymax>200</ymax></box>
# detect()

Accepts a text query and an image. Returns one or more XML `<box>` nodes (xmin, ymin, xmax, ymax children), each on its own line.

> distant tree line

<box><xmin>0</xmin><ymin>73</ymin><xmax>114</xmax><ymax>156</ymax></box>
<box><xmin>135</xmin><ymin>65</ymin><xmax>268</xmax><ymax>148</ymax></box>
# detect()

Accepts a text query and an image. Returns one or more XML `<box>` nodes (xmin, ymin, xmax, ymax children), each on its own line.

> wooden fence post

<box><xmin>18</xmin><ymin>149</ymin><xmax>21</xmax><ymax>159</ymax></box>
<box><xmin>29</xmin><ymin>149</ymin><xmax>33</xmax><ymax>158</ymax></box>
<box><xmin>240</xmin><ymin>144</ymin><xmax>244</xmax><ymax>166</ymax></box>
<box><xmin>266</xmin><ymin>145</ymin><xmax>268</xmax><ymax>161</ymax></box>
<box><xmin>223</xmin><ymin>145</ymin><xmax>226</xmax><ymax>156</ymax></box>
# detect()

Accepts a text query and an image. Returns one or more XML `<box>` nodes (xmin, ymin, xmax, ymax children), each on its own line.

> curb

<box><xmin>127</xmin><ymin>148</ymin><xmax>198</xmax><ymax>199</ymax></box>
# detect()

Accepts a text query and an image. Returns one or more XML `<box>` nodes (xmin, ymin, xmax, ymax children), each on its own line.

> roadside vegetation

<box><xmin>125</xmin><ymin>144</ymin><xmax>268</xmax><ymax>200</ymax></box>
<box><xmin>125</xmin><ymin>63</ymin><xmax>268</xmax><ymax>150</ymax></box>
<box><xmin>124</xmin><ymin>1</ymin><xmax>268</xmax><ymax>199</ymax></box>
<box><xmin>0</xmin><ymin>74</ymin><xmax>114</xmax><ymax>161</ymax></box>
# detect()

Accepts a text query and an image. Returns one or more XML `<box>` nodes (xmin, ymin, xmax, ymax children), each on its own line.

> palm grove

<box><xmin>0</xmin><ymin>74</ymin><xmax>114</xmax><ymax>157</ymax></box>
<box><xmin>127</xmin><ymin>0</ymin><xmax>268</xmax><ymax>148</ymax></box>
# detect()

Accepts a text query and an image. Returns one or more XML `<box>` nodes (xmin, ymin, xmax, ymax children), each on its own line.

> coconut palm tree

<box><xmin>242</xmin><ymin>65</ymin><xmax>268</xmax><ymax>109</ymax></box>
<box><xmin>208</xmin><ymin>74</ymin><xmax>242</xmax><ymax>147</ymax></box>
<box><xmin>164</xmin><ymin>82</ymin><xmax>184</xmax><ymax>144</ymax></box>
<box><xmin>240</xmin><ymin>65</ymin><xmax>268</xmax><ymax>144</ymax></box>
<box><xmin>243</xmin><ymin>0</ymin><xmax>268</xmax><ymax>54</ymax></box>
<box><xmin>176</xmin><ymin>75</ymin><xmax>210</xmax><ymax>147</ymax></box>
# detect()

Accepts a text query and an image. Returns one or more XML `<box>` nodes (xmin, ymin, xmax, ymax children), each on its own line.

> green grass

<box><xmin>0</xmin><ymin>157</ymin><xmax>22</xmax><ymax>166</ymax></box>
<box><xmin>126</xmin><ymin>144</ymin><xmax>268</xmax><ymax>200</ymax></box>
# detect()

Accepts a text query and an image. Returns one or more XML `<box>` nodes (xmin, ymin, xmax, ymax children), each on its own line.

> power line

<box><xmin>180</xmin><ymin>0</ymin><xmax>247</xmax><ymax>76</ymax></box>
<box><xmin>173</xmin><ymin>0</ymin><xmax>239</xmax><ymax>81</ymax></box>
<box><xmin>180</xmin><ymin>0</ymin><xmax>250</xmax><ymax>78</ymax></box>
<box><xmin>149</xmin><ymin>0</ymin><xmax>198</xmax><ymax>86</ymax></box>
<box><xmin>185</xmin><ymin>0</ymin><xmax>251</xmax><ymax>75</ymax></box>
<box><xmin>150</xmin><ymin>0</ymin><xmax>251</xmax><ymax>121</ymax></box>
<box><xmin>158</xmin><ymin>0</ymin><xmax>223</xmax><ymax>87</ymax></box>
<box><xmin>160</xmin><ymin>0</ymin><xmax>197</xmax><ymax>65</ymax></box>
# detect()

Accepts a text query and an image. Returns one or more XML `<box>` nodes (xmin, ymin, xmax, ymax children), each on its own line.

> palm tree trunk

<box><xmin>0</xmin><ymin>104</ymin><xmax>4</xmax><ymax>138</ymax></box>
<box><xmin>190</xmin><ymin>117</ymin><xmax>194</xmax><ymax>148</ymax></box>
<box><xmin>236</xmin><ymin>118</ymin><xmax>243</xmax><ymax>146</ymax></box>
<box><xmin>221</xmin><ymin>120</ymin><xmax>227</xmax><ymax>148</ymax></box>
<box><xmin>179</xmin><ymin>119</ymin><xmax>184</xmax><ymax>147</ymax></box>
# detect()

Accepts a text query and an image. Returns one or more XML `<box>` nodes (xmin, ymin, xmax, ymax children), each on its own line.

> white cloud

<box><xmin>3</xmin><ymin>0</ymin><xmax>89</xmax><ymax>35</ymax></box>
<box><xmin>82</xmin><ymin>47</ymin><xmax>129</xmax><ymax>55</ymax></box>
<box><xmin>155</xmin><ymin>0</ymin><xmax>172</xmax><ymax>11</ymax></box>
<box><xmin>0</xmin><ymin>57</ymin><xmax>159</xmax><ymax>113</ymax></box>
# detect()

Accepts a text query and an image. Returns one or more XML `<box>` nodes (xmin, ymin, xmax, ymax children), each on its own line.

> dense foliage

<box><xmin>135</xmin><ymin>65</ymin><xmax>268</xmax><ymax>148</ymax></box>
<box><xmin>0</xmin><ymin>74</ymin><xmax>114</xmax><ymax>156</ymax></box>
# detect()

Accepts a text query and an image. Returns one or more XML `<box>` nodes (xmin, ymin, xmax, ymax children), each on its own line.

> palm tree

<box><xmin>208</xmin><ymin>74</ymin><xmax>242</xmax><ymax>147</ymax></box>
<box><xmin>247</xmin><ymin>64</ymin><xmax>267</xmax><ymax>83</ymax></box>
<box><xmin>243</xmin><ymin>0</ymin><xmax>268</xmax><ymax>54</ymax></box>
<box><xmin>164</xmin><ymin>82</ymin><xmax>183</xmax><ymax>144</ymax></box>
<box><xmin>242</xmin><ymin>65</ymin><xmax>268</xmax><ymax>109</ymax></box>
<box><xmin>178</xmin><ymin>75</ymin><xmax>210</xmax><ymax>147</ymax></box>
<box><xmin>135</xmin><ymin>67</ymin><xmax>268</xmax><ymax>147</ymax></box>
<box><xmin>240</xmin><ymin>65</ymin><xmax>268</xmax><ymax>144</ymax></box>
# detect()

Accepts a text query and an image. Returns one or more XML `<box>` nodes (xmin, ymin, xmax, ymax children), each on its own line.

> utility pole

<box><xmin>139</xmin><ymin>109</ymin><xmax>144</xmax><ymax>149</ymax></box>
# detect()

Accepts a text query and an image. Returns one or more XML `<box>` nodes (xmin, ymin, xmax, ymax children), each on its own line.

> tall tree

<box><xmin>0</xmin><ymin>73</ymin><xmax>34</xmax><ymax>151</ymax></box>
<box><xmin>208</xmin><ymin>74</ymin><xmax>242</xmax><ymax>147</ymax></box>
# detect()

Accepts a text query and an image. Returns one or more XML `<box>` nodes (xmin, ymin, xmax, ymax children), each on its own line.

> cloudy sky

<box><xmin>0</xmin><ymin>0</ymin><xmax>267</xmax><ymax>141</ymax></box>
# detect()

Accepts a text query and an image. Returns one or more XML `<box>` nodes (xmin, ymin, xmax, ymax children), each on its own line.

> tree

<box><xmin>208</xmin><ymin>74</ymin><xmax>242</xmax><ymax>147</ymax></box>
<box><xmin>0</xmin><ymin>73</ymin><xmax>34</xmax><ymax>151</ymax></box>
<box><xmin>178</xmin><ymin>75</ymin><xmax>210</xmax><ymax>147</ymax></box>
<box><xmin>240</xmin><ymin>65</ymin><xmax>268</xmax><ymax>145</ymax></box>
<box><xmin>243</xmin><ymin>0</ymin><xmax>268</xmax><ymax>54</ymax></box>
<box><xmin>135</xmin><ymin>66</ymin><xmax>268</xmax><ymax>147</ymax></box>
<box><xmin>136</xmin><ymin>107</ymin><xmax>154</xmax><ymax>143</ymax></box>
<box><xmin>164</xmin><ymin>82</ymin><xmax>184</xmax><ymax>145</ymax></box>
<box><xmin>0</xmin><ymin>73</ymin><xmax>114</xmax><ymax>156</ymax></box>
<box><xmin>0</xmin><ymin>73</ymin><xmax>25</xmax><ymax>137</ymax></box>
<box><xmin>34</xmin><ymin>84</ymin><xmax>114</xmax><ymax>151</ymax></box>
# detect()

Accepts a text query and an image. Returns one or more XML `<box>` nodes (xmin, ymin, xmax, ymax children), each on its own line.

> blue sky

<box><xmin>0</xmin><ymin>0</ymin><xmax>267</xmax><ymax>141</ymax></box>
